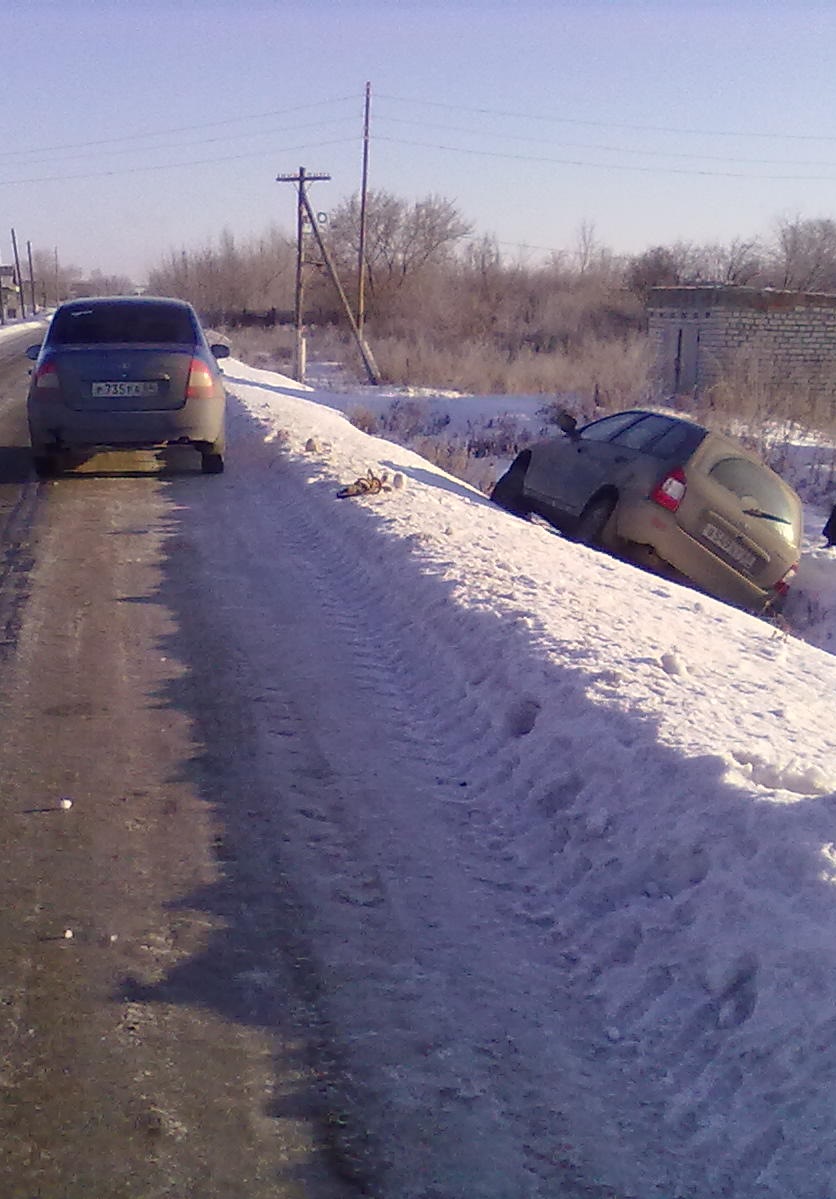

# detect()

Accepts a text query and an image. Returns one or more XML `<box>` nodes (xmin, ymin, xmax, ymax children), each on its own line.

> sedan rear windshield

<box><xmin>49</xmin><ymin>303</ymin><xmax>196</xmax><ymax>346</ymax></box>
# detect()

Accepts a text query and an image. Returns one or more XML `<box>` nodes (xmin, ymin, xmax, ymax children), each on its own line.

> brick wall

<box><xmin>646</xmin><ymin>286</ymin><xmax>836</xmax><ymax>399</ymax></box>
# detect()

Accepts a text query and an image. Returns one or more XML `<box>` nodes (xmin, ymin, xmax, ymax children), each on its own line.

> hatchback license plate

<box><xmin>91</xmin><ymin>380</ymin><xmax>159</xmax><ymax>397</ymax></box>
<box><xmin>702</xmin><ymin>521</ymin><xmax>758</xmax><ymax>572</ymax></box>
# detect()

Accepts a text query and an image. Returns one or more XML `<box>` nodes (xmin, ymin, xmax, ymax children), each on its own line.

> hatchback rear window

<box><xmin>709</xmin><ymin>457</ymin><xmax>799</xmax><ymax>541</ymax></box>
<box><xmin>49</xmin><ymin>303</ymin><xmax>196</xmax><ymax>346</ymax></box>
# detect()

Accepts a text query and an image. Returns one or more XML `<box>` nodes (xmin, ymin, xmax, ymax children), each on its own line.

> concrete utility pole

<box><xmin>357</xmin><ymin>81</ymin><xmax>371</xmax><ymax>334</ymax></box>
<box><xmin>276</xmin><ymin>167</ymin><xmax>330</xmax><ymax>382</ymax></box>
<box><xmin>298</xmin><ymin>186</ymin><xmax>379</xmax><ymax>385</ymax></box>
<box><xmin>276</xmin><ymin>165</ymin><xmax>380</xmax><ymax>386</ymax></box>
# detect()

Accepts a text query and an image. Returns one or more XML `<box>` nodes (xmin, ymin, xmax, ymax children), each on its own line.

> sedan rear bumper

<box><xmin>28</xmin><ymin>398</ymin><xmax>225</xmax><ymax>453</ymax></box>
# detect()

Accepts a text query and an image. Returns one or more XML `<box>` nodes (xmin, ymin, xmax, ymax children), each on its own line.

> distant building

<box><xmin>647</xmin><ymin>285</ymin><xmax>836</xmax><ymax>401</ymax></box>
<box><xmin>0</xmin><ymin>265</ymin><xmax>21</xmax><ymax>320</ymax></box>
<box><xmin>67</xmin><ymin>280</ymin><xmax>97</xmax><ymax>299</ymax></box>
<box><xmin>67</xmin><ymin>279</ymin><xmax>138</xmax><ymax>300</ymax></box>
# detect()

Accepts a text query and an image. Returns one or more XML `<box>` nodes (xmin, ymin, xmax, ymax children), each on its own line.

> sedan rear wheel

<box><xmin>33</xmin><ymin>453</ymin><xmax>61</xmax><ymax>479</ymax></box>
<box><xmin>201</xmin><ymin>451</ymin><xmax>224</xmax><ymax>475</ymax></box>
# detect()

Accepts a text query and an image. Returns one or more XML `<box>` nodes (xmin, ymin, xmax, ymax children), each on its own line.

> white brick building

<box><xmin>647</xmin><ymin>285</ymin><xmax>836</xmax><ymax>400</ymax></box>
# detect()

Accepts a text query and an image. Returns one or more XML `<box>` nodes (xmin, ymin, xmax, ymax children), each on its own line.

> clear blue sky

<box><xmin>5</xmin><ymin>0</ymin><xmax>836</xmax><ymax>282</ymax></box>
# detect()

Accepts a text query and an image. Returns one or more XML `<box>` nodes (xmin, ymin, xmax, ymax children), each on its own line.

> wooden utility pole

<box><xmin>26</xmin><ymin>241</ymin><xmax>36</xmax><ymax>314</ymax></box>
<box><xmin>277</xmin><ymin>165</ymin><xmax>380</xmax><ymax>385</ymax></box>
<box><xmin>276</xmin><ymin>167</ymin><xmax>330</xmax><ymax>382</ymax></box>
<box><xmin>357</xmin><ymin>81</ymin><xmax>371</xmax><ymax>333</ymax></box>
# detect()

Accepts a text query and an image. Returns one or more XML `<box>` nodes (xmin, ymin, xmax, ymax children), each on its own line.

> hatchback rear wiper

<box><xmin>743</xmin><ymin>507</ymin><xmax>791</xmax><ymax>524</ymax></box>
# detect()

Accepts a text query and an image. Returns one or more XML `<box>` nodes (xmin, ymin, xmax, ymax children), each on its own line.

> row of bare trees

<box><xmin>142</xmin><ymin>199</ymin><xmax>836</xmax><ymax>398</ymax></box>
<box><xmin>146</xmin><ymin>197</ymin><xmax>836</xmax><ymax>323</ymax></box>
<box><xmin>627</xmin><ymin>215</ymin><xmax>836</xmax><ymax>295</ymax></box>
<box><xmin>23</xmin><ymin>249</ymin><xmax>133</xmax><ymax>308</ymax></box>
<box><xmin>146</xmin><ymin>228</ymin><xmax>295</xmax><ymax>317</ymax></box>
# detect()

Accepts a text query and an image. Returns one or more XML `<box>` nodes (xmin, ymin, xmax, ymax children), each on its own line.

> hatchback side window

<box><xmin>578</xmin><ymin>413</ymin><xmax>645</xmax><ymax>442</ymax></box>
<box><xmin>649</xmin><ymin>422</ymin><xmax>701</xmax><ymax>459</ymax></box>
<box><xmin>611</xmin><ymin>415</ymin><xmax>677</xmax><ymax>450</ymax></box>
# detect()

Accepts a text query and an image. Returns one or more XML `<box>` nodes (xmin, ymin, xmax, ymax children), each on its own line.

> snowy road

<box><xmin>1</xmin><ymin>346</ymin><xmax>836</xmax><ymax>1197</ymax></box>
<box><xmin>137</xmin><ymin>402</ymin><xmax>638</xmax><ymax>1198</ymax></box>
<box><xmin>0</xmin><ymin>399</ymin><xmax>623</xmax><ymax>1197</ymax></box>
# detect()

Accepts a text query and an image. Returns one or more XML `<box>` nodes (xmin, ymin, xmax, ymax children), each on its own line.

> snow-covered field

<box><xmin>219</xmin><ymin>356</ymin><xmax>836</xmax><ymax>1198</ymax></box>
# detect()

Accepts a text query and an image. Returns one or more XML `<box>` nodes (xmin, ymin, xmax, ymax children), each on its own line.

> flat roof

<box><xmin>647</xmin><ymin>285</ymin><xmax>836</xmax><ymax>312</ymax></box>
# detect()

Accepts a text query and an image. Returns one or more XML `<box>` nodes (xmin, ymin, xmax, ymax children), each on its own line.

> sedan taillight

<box><xmin>32</xmin><ymin>359</ymin><xmax>60</xmax><ymax>390</ymax></box>
<box><xmin>650</xmin><ymin>466</ymin><xmax>687</xmax><ymax>512</ymax></box>
<box><xmin>185</xmin><ymin>358</ymin><xmax>215</xmax><ymax>398</ymax></box>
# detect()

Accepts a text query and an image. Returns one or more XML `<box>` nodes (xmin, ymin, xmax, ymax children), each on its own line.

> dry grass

<box><xmin>346</xmin><ymin>406</ymin><xmax>379</xmax><ymax>435</ymax></box>
<box><xmin>685</xmin><ymin>344</ymin><xmax>836</xmax><ymax>498</ymax></box>
<box><xmin>223</xmin><ymin>324</ymin><xmax>297</xmax><ymax>372</ymax></box>
<box><xmin>371</xmin><ymin>331</ymin><xmax>654</xmax><ymax>406</ymax></box>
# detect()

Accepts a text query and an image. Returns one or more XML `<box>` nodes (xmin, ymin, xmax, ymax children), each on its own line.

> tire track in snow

<box><xmin>187</xmin><ymin>414</ymin><xmax>650</xmax><ymax>1198</ymax></box>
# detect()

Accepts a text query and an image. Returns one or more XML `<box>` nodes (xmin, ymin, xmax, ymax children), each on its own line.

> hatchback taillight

<box><xmin>185</xmin><ymin>358</ymin><xmax>215</xmax><ymax>398</ymax></box>
<box><xmin>650</xmin><ymin>467</ymin><xmax>687</xmax><ymax>512</ymax></box>
<box><xmin>774</xmin><ymin>562</ymin><xmax>798</xmax><ymax>597</ymax></box>
<box><xmin>32</xmin><ymin>359</ymin><xmax>59</xmax><ymax>390</ymax></box>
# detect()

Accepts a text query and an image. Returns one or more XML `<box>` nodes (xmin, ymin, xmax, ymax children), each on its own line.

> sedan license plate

<box><xmin>91</xmin><ymin>380</ymin><xmax>159</xmax><ymax>398</ymax></box>
<box><xmin>702</xmin><ymin>521</ymin><xmax>758</xmax><ymax>572</ymax></box>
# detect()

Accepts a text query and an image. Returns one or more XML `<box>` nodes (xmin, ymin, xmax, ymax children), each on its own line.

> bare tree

<box><xmin>324</xmin><ymin>189</ymin><xmax>472</xmax><ymax>316</ymax></box>
<box><xmin>84</xmin><ymin>269</ymin><xmax>135</xmax><ymax>297</ymax></box>
<box><xmin>625</xmin><ymin>245</ymin><xmax>685</xmax><ymax>296</ymax></box>
<box><xmin>767</xmin><ymin>215</ymin><xmax>836</xmax><ymax>291</ymax></box>
<box><xmin>147</xmin><ymin>226</ymin><xmax>295</xmax><ymax>314</ymax></box>
<box><xmin>624</xmin><ymin>237</ymin><xmax>765</xmax><ymax>294</ymax></box>
<box><xmin>574</xmin><ymin>220</ymin><xmax>602</xmax><ymax>276</ymax></box>
<box><xmin>30</xmin><ymin>250</ymin><xmax>86</xmax><ymax>306</ymax></box>
<box><xmin>712</xmin><ymin>237</ymin><xmax>764</xmax><ymax>285</ymax></box>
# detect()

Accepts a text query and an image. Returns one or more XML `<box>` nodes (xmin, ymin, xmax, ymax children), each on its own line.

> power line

<box><xmin>0</xmin><ymin>137</ymin><xmax>362</xmax><ymax>187</ymax></box>
<box><xmin>376</xmin><ymin>114</ymin><xmax>836</xmax><ymax>170</ymax></box>
<box><xmin>0</xmin><ymin>94</ymin><xmax>358</xmax><ymax>159</ymax></box>
<box><xmin>376</xmin><ymin>135</ymin><xmax>836</xmax><ymax>182</ymax></box>
<box><xmin>376</xmin><ymin>92</ymin><xmax>836</xmax><ymax>145</ymax></box>
<box><xmin>7</xmin><ymin>129</ymin><xmax>836</xmax><ymax>188</ymax></box>
<box><xmin>4</xmin><ymin>116</ymin><xmax>360</xmax><ymax>169</ymax></box>
<box><xmin>6</xmin><ymin>87</ymin><xmax>836</xmax><ymax>188</ymax></box>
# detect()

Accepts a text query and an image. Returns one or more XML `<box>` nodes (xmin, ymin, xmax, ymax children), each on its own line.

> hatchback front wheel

<box><xmin>490</xmin><ymin>453</ymin><xmax>530</xmax><ymax>516</ymax></box>
<box><xmin>575</xmin><ymin>494</ymin><xmax>616</xmax><ymax>546</ymax></box>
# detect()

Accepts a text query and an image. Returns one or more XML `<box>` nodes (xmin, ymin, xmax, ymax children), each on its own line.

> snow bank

<box><xmin>224</xmin><ymin>357</ymin><xmax>836</xmax><ymax>1197</ymax></box>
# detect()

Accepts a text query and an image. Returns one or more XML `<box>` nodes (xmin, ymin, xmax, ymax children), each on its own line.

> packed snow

<box><xmin>218</xmin><ymin>356</ymin><xmax>836</xmax><ymax>1199</ymax></box>
<box><xmin>6</xmin><ymin>314</ymin><xmax>836</xmax><ymax>1196</ymax></box>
